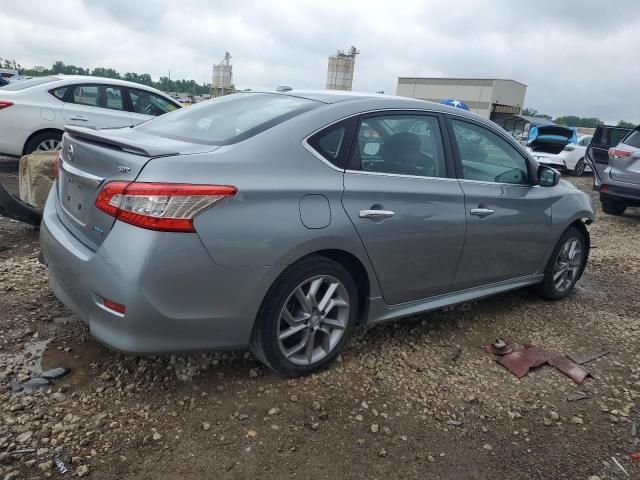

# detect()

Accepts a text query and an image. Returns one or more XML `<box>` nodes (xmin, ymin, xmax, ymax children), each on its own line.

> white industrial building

<box><xmin>396</xmin><ymin>77</ymin><xmax>527</xmax><ymax>122</ymax></box>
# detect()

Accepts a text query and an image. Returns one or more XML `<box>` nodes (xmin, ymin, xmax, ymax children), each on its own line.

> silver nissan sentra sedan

<box><xmin>40</xmin><ymin>90</ymin><xmax>594</xmax><ymax>376</ymax></box>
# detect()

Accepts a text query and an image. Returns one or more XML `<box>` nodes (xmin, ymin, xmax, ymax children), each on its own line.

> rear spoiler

<box><xmin>65</xmin><ymin>126</ymin><xmax>180</xmax><ymax>158</ymax></box>
<box><xmin>0</xmin><ymin>181</ymin><xmax>41</xmax><ymax>226</ymax></box>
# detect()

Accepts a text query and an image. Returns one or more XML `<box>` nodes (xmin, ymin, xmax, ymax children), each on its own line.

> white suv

<box><xmin>0</xmin><ymin>75</ymin><xmax>181</xmax><ymax>156</ymax></box>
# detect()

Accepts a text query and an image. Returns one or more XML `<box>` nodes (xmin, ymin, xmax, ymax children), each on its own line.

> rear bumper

<box><xmin>600</xmin><ymin>186</ymin><xmax>640</xmax><ymax>206</ymax></box>
<box><xmin>40</xmin><ymin>187</ymin><xmax>283</xmax><ymax>353</ymax></box>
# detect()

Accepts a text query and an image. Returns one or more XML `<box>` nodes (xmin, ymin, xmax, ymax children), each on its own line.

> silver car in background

<box><xmin>40</xmin><ymin>91</ymin><xmax>594</xmax><ymax>376</ymax></box>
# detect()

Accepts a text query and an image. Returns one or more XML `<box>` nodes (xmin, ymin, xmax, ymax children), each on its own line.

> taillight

<box><xmin>600</xmin><ymin>184</ymin><xmax>608</xmax><ymax>193</ymax></box>
<box><xmin>0</xmin><ymin>101</ymin><xmax>14</xmax><ymax>110</ymax></box>
<box><xmin>608</xmin><ymin>147</ymin><xmax>632</xmax><ymax>160</ymax></box>
<box><xmin>95</xmin><ymin>182</ymin><xmax>237</xmax><ymax>232</ymax></box>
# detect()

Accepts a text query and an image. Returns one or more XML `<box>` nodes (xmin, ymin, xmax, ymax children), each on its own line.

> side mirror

<box><xmin>538</xmin><ymin>165</ymin><xmax>560</xmax><ymax>187</ymax></box>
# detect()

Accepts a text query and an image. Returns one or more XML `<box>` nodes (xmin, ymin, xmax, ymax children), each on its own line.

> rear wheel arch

<box><xmin>23</xmin><ymin>128</ymin><xmax>65</xmax><ymax>155</ymax></box>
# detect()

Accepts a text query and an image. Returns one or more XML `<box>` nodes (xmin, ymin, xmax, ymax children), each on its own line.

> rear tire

<box><xmin>24</xmin><ymin>131</ymin><xmax>63</xmax><ymax>155</ymax></box>
<box><xmin>574</xmin><ymin>159</ymin><xmax>586</xmax><ymax>176</ymax></box>
<box><xmin>250</xmin><ymin>256</ymin><xmax>358</xmax><ymax>377</ymax></box>
<box><xmin>601</xmin><ymin>199</ymin><xmax>626</xmax><ymax>216</ymax></box>
<box><xmin>537</xmin><ymin>227</ymin><xmax>587</xmax><ymax>300</ymax></box>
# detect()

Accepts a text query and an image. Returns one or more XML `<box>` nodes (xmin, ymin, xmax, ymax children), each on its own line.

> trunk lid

<box><xmin>56</xmin><ymin>126</ymin><xmax>217</xmax><ymax>250</ymax></box>
<box><xmin>528</xmin><ymin>125</ymin><xmax>576</xmax><ymax>154</ymax></box>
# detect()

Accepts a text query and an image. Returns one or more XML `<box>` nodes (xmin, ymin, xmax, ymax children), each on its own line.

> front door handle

<box><xmin>359</xmin><ymin>209</ymin><xmax>395</xmax><ymax>219</ymax></box>
<box><xmin>70</xmin><ymin>117</ymin><xmax>89</xmax><ymax>122</ymax></box>
<box><xmin>470</xmin><ymin>208</ymin><xmax>495</xmax><ymax>217</ymax></box>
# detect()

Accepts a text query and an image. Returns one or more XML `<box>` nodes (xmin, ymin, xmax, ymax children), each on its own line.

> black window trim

<box><xmin>304</xmin><ymin>116</ymin><xmax>358</xmax><ymax>170</ymax></box>
<box><xmin>445</xmin><ymin>115</ymin><xmax>537</xmax><ymax>187</ymax></box>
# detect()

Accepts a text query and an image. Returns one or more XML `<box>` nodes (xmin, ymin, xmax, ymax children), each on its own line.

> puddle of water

<box><xmin>41</xmin><ymin>337</ymin><xmax>107</xmax><ymax>388</ymax></box>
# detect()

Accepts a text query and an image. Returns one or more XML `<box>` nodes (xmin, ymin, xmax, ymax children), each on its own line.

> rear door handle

<box><xmin>359</xmin><ymin>209</ymin><xmax>395</xmax><ymax>219</ymax></box>
<box><xmin>470</xmin><ymin>208</ymin><xmax>495</xmax><ymax>217</ymax></box>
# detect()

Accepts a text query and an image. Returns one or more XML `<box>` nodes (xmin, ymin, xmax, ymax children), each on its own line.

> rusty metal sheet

<box><xmin>547</xmin><ymin>355</ymin><xmax>590</xmax><ymax>385</ymax></box>
<box><xmin>498</xmin><ymin>346</ymin><xmax>548</xmax><ymax>378</ymax></box>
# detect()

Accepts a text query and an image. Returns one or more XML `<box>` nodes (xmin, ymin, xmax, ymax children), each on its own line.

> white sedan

<box><xmin>528</xmin><ymin>134</ymin><xmax>593</xmax><ymax>176</ymax></box>
<box><xmin>0</xmin><ymin>75</ymin><xmax>181</xmax><ymax>156</ymax></box>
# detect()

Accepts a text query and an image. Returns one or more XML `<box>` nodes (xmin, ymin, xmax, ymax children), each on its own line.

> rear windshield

<box><xmin>0</xmin><ymin>76</ymin><xmax>59</xmax><ymax>90</ymax></box>
<box><xmin>622</xmin><ymin>128</ymin><xmax>640</xmax><ymax>148</ymax></box>
<box><xmin>136</xmin><ymin>93</ymin><xmax>320</xmax><ymax>145</ymax></box>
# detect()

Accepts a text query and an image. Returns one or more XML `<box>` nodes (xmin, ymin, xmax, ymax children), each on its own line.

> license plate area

<box><xmin>60</xmin><ymin>172</ymin><xmax>90</xmax><ymax>224</ymax></box>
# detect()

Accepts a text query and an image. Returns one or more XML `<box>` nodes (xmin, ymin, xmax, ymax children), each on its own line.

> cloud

<box><xmin>1</xmin><ymin>0</ymin><xmax>639</xmax><ymax>123</ymax></box>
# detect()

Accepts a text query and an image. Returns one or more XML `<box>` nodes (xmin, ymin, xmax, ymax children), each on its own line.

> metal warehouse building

<box><xmin>396</xmin><ymin>77</ymin><xmax>527</xmax><ymax>122</ymax></box>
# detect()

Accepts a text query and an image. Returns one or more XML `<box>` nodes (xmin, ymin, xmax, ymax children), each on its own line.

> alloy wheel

<box><xmin>277</xmin><ymin>275</ymin><xmax>350</xmax><ymax>366</ymax></box>
<box><xmin>575</xmin><ymin>160</ymin><xmax>585</xmax><ymax>176</ymax></box>
<box><xmin>35</xmin><ymin>139</ymin><xmax>61</xmax><ymax>151</ymax></box>
<box><xmin>553</xmin><ymin>237</ymin><xmax>583</xmax><ymax>293</ymax></box>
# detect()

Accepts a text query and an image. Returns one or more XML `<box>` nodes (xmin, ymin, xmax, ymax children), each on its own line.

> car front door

<box><xmin>61</xmin><ymin>84</ymin><xmax>132</xmax><ymax>128</ymax></box>
<box><xmin>127</xmin><ymin>88</ymin><xmax>180</xmax><ymax>126</ymax></box>
<box><xmin>341</xmin><ymin>112</ymin><xmax>467</xmax><ymax>305</ymax></box>
<box><xmin>447</xmin><ymin>117</ymin><xmax>552</xmax><ymax>291</ymax></box>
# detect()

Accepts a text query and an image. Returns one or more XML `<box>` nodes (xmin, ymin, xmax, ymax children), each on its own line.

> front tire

<box><xmin>250</xmin><ymin>256</ymin><xmax>358</xmax><ymax>377</ymax></box>
<box><xmin>601</xmin><ymin>199</ymin><xmax>626</xmax><ymax>216</ymax></box>
<box><xmin>537</xmin><ymin>227</ymin><xmax>587</xmax><ymax>300</ymax></box>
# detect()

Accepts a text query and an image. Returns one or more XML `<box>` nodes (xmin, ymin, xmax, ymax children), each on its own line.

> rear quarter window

<box><xmin>622</xmin><ymin>128</ymin><xmax>640</xmax><ymax>148</ymax></box>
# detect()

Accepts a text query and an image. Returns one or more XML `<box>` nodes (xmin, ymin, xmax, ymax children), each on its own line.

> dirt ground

<box><xmin>1</xmin><ymin>156</ymin><xmax>639</xmax><ymax>480</ymax></box>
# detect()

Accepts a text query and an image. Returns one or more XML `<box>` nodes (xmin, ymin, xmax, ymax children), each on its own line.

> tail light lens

<box><xmin>609</xmin><ymin>148</ymin><xmax>632</xmax><ymax>160</ymax></box>
<box><xmin>95</xmin><ymin>182</ymin><xmax>237</xmax><ymax>232</ymax></box>
<box><xmin>0</xmin><ymin>101</ymin><xmax>14</xmax><ymax>110</ymax></box>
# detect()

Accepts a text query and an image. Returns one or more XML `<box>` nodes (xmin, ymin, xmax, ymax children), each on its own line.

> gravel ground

<box><xmin>1</xmin><ymin>158</ymin><xmax>639</xmax><ymax>479</ymax></box>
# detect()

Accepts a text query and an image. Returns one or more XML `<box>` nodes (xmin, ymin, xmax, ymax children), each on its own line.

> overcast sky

<box><xmin>2</xmin><ymin>0</ymin><xmax>639</xmax><ymax>123</ymax></box>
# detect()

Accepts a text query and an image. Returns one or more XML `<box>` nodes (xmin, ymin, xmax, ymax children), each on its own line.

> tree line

<box><xmin>522</xmin><ymin>108</ymin><xmax>635</xmax><ymax>129</ymax></box>
<box><xmin>1</xmin><ymin>58</ymin><xmax>211</xmax><ymax>96</ymax></box>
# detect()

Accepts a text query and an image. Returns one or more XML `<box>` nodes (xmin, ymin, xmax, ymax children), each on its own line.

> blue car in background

<box><xmin>526</xmin><ymin>125</ymin><xmax>592</xmax><ymax>176</ymax></box>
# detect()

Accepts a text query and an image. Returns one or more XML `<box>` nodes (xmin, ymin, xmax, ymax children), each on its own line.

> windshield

<box><xmin>0</xmin><ymin>76</ymin><xmax>59</xmax><ymax>90</ymax></box>
<box><xmin>136</xmin><ymin>93</ymin><xmax>320</xmax><ymax>145</ymax></box>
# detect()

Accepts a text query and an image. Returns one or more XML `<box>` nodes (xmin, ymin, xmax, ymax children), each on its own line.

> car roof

<box><xmin>252</xmin><ymin>89</ymin><xmax>489</xmax><ymax>122</ymax></box>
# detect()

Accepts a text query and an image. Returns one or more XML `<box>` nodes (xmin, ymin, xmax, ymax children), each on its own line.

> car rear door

<box><xmin>587</xmin><ymin>126</ymin><xmax>631</xmax><ymax>188</ymax></box>
<box><xmin>341</xmin><ymin>112</ymin><xmax>467</xmax><ymax>305</ymax></box>
<box><xmin>446</xmin><ymin>117</ymin><xmax>552</xmax><ymax>291</ymax></box>
<box><xmin>61</xmin><ymin>84</ymin><xmax>132</xmax><ymax>128</ymax></box>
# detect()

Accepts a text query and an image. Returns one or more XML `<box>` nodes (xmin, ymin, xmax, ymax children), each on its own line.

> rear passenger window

<box><xmin>71</xmin><ymin>85</ymin><xmax>124</xmax><ymax>111</ymax></box>
<box><xmin>348</xmin><ymin>114</ymin><xmax>447</xmax><ymax>178</ymax></box>
<box><xmin>307</xmin><ymin>118</ymin><xmax>356</xmax><ymax>169</ymax></box>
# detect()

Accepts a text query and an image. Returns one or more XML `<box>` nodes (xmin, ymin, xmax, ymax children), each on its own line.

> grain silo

<box><xmin>210</xmin><ymin>52</ymin><xmax>234</xmax><ymax>98</ymax></box>
<box><xmin>326</xmin><ymin>46</ymin><xmax>359</xmax><ymax>91</ymax></box>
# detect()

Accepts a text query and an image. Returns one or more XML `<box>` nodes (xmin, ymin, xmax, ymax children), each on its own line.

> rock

<box><xmin>371</xmin><ymin>423</ymin><xmax>379</xmax><ymax>433</ymax></box>
<box><xmin>378</xmin><ymin>449</ymin><xmax>387</xmax><ymax>457</ymax></box>
<box><xmin>239</xmin><ymin>414</ymin><xmax>249</xmax><ymax>420</ymax></box>
<box><xmin>152</xmin><ymin>432</ymin><xmax>163</xmax><ymax>441</ymax></box>
<box><xmin>40</xmin><ymin>367</ymin><xmax>70</xmax><ymax>380</ymax></box>
<box><xmin>570</xmin><ymin>416</ymin><xmax>584</xmax><ymax>425</ymax></box>
<box><xmin>267</xmin><ymin>407</ymin><xmax>280</xmax><ymax>416</ymax></box>
<box><xmin>51</xmin><ymin>392</ymin><xmax>66</xmax><ymax>402</ymax></box>
<box><xmin>290</xmin><ymin>395</ymin><xmax>298</xmax><ymax>402</ymax></box>
<box><xmin>76</xmin><ymin>465</ymin><xmax>90</xmax><ymax>477</ymax></box>
<box><xmin>247</xmin><ymin>429</ymin><xmax>257</xmax><ymax>438</ymax></box>
<box><xmin>543</xmin><ymin>418</ymin><xmax>553</xmax><ymax>426</ymax></box>
<box><xmin>4</xmin><ymin>471</ymin><xmax>20</xmax><ymax>480</ymax></box>
<box><xmin>483</xmin><ymin>444</ymin><xmax>493</xmax><ymax>451</ymax></box>
<box><xmin>38</xmin><ymin>460</ymin><xmax>53</xmax><ymax>472</ymax></box>
<box><xmin>249</xmin><ymin>368</ymin><xmax>259</xmax><ymax>378</ymax></box>
<box><xmin>549</xmin><ymin>411</ymin><xmax>559</xmax><ymax>421</ymax></box>
<box><xmin>311</xmin><ymin>401</ymin><xmax>321</xmax><ymax>411</ymax></box>
<box><xmin>15</xmin><ymin>431</ymin><xmax>33</xmax><ymax>443</ymax></box>
<box><xmin>21</xmin><ymin>377</ymin><xmax>50</xmax><ymax>391</ymax></box>
<box><xmin>361</xmin><ymin>401</ymin><xmax>369</xmax><ymax>409</ymax></box>
<box><xmin>0</xmin><ymin>453</ymin><xmax>11</xmax><ymax>465</ymax></box>
<box><xmin>355</xmin><ymin>414</ymin><xmax>363</xmax><ymax>422</ymax></box>
<box><xmin>202</xmin><ymin>422</ymin><xmax>211</xmax><ymax>431</ymax></box>
<box><xmin>427</xmin><ymin>455</ymin><xmax>435</xmax><ymax>462</ymax></box>
<box><xmin>588</xmin><ymin>476</ymin><xmax>601</xmax><ymax>480</ymax></box>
